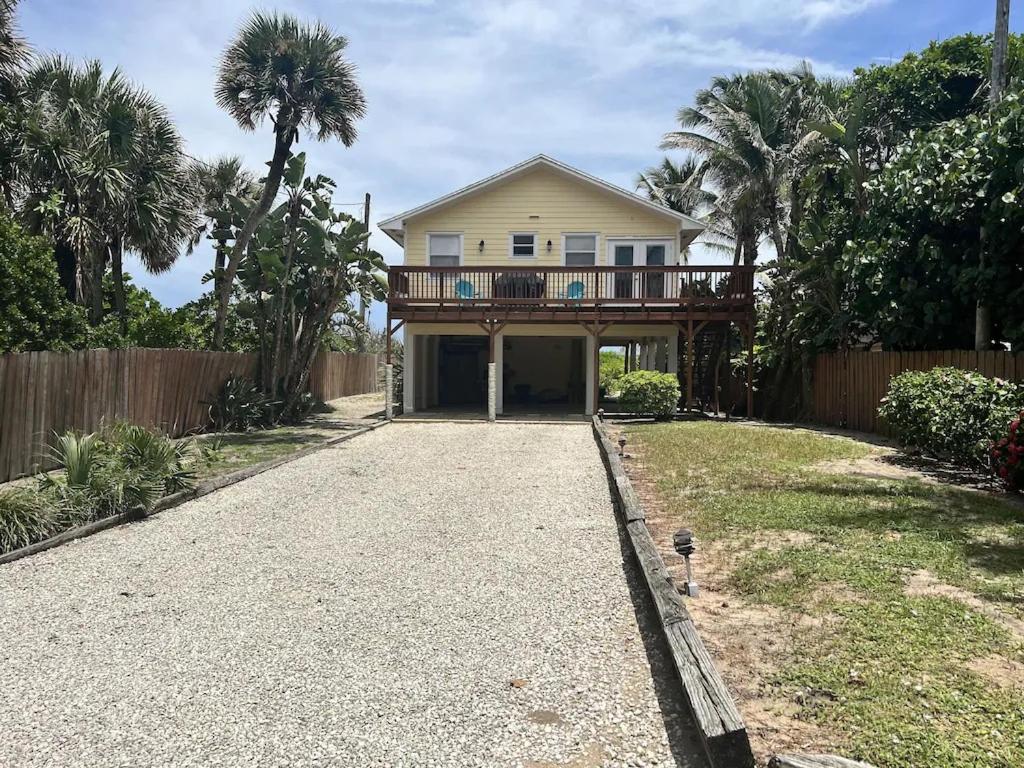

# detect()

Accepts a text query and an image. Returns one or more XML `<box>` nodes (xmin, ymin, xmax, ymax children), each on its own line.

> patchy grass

<box><xmin>192</xmin><ymin>428</ymin><xmax>329</xmax><ymax>480</ymax></box>
<box><xmin>626</xmin><ymin>421</ymin><xmax>1024</xmax><ymax>768</ymax></box>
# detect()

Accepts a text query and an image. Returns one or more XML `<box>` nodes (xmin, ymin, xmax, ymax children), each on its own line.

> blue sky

<box><xmin>17</xmin><ymin>0</ymin><xmax>1019</xmax><ymax>329</ymax></box>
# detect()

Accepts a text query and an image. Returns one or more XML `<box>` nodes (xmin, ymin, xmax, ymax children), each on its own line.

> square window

<box><xmin>428</xmin><ymin>234</ymin><xmax>461</xmax><ymax>267</ymax></box>
<box><xmin>510</xmin><ymin>233</ymin><xmax>536</xmax><ymax>259</ymax></box>
<box><xmin>563</xmin><ymin>234</ymin><xmax>596</xmax><ymax>266</ymax></box>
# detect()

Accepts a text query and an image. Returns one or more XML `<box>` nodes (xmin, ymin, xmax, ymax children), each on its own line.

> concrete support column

<box><xmin>656</xmin><ymin>337</ymin><xmax>668</xmax><ymax>372</ymax></box>
<box><xmin>584</xmin><ymin>333</ymin><xmax>596</xmax><ymax>416</ymax></box>
<box><xmin>667</xmin><ymin>333</ymin><xmax>679</xmax><ymax>375</ymax></box>
<box><xmin>403</xmin><ymin>330</ymin><xmax>415</xmax><ymax>414</ymax></box>
<box><xmin>487</xmin><ymin>362</ymin><xmax>497</xmax><ymax>422</ymax></box>
<box><xmin>494</xmin><ymin>330</ymin><xmax>504</xmax><ymax>415</ymax></box>
<box><xmin>385</xmin><ymin>364</ymin><xmax>394</xmax><ymax>419</ymax></box>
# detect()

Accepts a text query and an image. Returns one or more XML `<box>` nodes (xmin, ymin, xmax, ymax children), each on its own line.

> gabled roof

<box><xmin>377</xmin><ymin>154</ymin><xmax>706</xmax><ymax>246</ymax></box>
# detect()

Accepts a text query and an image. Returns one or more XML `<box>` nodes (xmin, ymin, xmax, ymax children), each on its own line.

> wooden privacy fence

<box><xmin>308</xmin><ymin>350</ymin><xmax>381</xmax><ymax>401</ymax></box>
<box><xmin>812</xmin><ymin>350</ymin><xmax>1024</xmax><ymax>434</ymax></box>
<box><xmin>0</xmin><ymin>348</ymin><xmax>382</xmax><ymax>483</ymax></box>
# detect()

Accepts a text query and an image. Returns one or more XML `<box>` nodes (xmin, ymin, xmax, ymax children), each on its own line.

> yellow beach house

<box><xmin>379</xmin><ymin>155</ymin><xmax>755</xmax><ymax>419</ymax></box>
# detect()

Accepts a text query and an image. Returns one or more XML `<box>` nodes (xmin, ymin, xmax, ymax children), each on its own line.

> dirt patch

<box><xmin>904</xmin><ymin>569</ymin><xmax>1024</xmax><ymax>642</ymax></box>
<box><xmin>815</xmin><ymin>454</ymin><xmax>929</xmax><ymax>484</ymax></box>
<box><xmin>527</xmin><ymin>709</ymin><xmax>564</xmax><ymax>725</ymax></box>
<box><xmin>968</xmin><ymin>653</ymin><xmax>1024</xmax><ymax>690</ymax></box>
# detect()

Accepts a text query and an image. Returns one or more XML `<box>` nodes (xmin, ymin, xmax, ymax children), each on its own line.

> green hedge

<box><xmin>618</xmin><ymin>370</ymin><xmax>680</xmax><ymax>419</ymax></box>
<box><xmin>879</xmin><ymin>367</ymin><xmax>1024</xmax><ymax>467</ymax></box>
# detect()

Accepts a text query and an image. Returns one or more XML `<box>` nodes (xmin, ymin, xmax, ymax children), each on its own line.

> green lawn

<box><xmin>626</xmin><ymin>421</ymin><xmax>1024</xmax><ymax>768</ymax></box>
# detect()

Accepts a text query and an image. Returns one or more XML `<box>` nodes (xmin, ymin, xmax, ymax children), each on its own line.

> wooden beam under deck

<box><xmin>390</xmin><ymin>308</ymin><xmax>754</xmax><ymax>324</ymax></box>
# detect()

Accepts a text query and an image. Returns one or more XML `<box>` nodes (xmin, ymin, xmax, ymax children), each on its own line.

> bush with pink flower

<box><xmin>991</xmin><ymin>411</ymin><xmax>1024</xmax><ymax>491</ymax></box>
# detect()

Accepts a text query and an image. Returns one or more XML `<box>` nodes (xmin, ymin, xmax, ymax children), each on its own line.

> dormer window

<box><xmin>509</xmin><ymin>233</ymin><xmax>537</xmax><ymax>259</ymax></box>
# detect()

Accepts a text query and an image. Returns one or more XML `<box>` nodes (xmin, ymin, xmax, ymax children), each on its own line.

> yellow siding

<box><xmin>403</xmin><ymin>165</ymin><xmax>679</xmax><ymax>266</ymax></box>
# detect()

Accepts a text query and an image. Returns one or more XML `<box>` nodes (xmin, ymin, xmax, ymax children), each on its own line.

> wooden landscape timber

<box><xmin>769</xmin><ymin>755</ymin><xmax>877</xmax><ymax>768</ymax></box>
<box><xmin>590</xmin><ymin>415</ymin><xmax>754</xmax><ymax>768</ymax></box>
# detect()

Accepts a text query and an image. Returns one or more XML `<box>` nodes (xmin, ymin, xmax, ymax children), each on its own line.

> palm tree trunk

<box><xmin>54</xmin><ymin>241</ymin><xmax>77</xmax><ymax>301</ymax></box>
<box><xmin>214</xmin><ymin>241</ymin><xmax>227</xmax><ymax>295</ymax></box>
<box><xmin>87</xmin><ymin>250</ymin><xmax>105</xmax><ymax>326</ymax></box>
<box><xmin>110</xmin><ymin>241</ymin><xmax>127</xmax><ymax>336</ymax></box>
<box><xmin>214</xmin><ymin>121</ymin><xmax>293</xmax><ymax>350</ymax></box>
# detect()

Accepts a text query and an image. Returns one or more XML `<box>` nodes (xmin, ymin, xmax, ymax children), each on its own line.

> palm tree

<box><xmin>636</xmin><ymin>156</ymin><xmax>738</xmax><ymax>262</ymax></box>
<box><xmin>661</xmin><ymin>71</ymin><xmax>804</xmax><ymax>265</ymax></box>
<box><xmin>0</xmin><ymin>0</ymin><xmax>26</xmax><ymax>79</ymax></box>
<box><xmin>188</xmin><ymin>155</ymin><xmax>256</xmax><ymax>295</ymax></box>
<box><xmin>212</xmin><ymin>11</ymin><xmax>366</xmax><ymax>349</ymax></box>
<box><xmin>107</xmin><ymin>95</ymin><xmax>197</xmax><ymax>333</ymax></box>
<box><xmin>0</xmin><ymin>0</ymin><xmax>28</xmax><ymax>211</ymax></box>
<box><xmin>19</xmin><ymin>57</ymin><xmax>195</xmax><ymax>325</ymax></box>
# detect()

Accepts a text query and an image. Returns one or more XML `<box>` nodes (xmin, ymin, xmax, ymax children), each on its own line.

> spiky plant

<box><xmin>0</xmin><ymin>487</ymin><xmax>57</xmax><ymax>554</ymax></box>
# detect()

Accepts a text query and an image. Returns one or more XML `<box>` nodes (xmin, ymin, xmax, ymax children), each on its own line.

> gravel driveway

<box><xmin>0</xmin><ymin>422</ymin><xmax>706</xmax><ymax>768</ymax></box>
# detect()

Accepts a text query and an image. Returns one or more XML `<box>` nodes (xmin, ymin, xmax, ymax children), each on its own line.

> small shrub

<box><xmin>618</xmin><ymin>370</ymin><xmax>681</xmax><ymax>419</ymax></box>
<box><xmin>0</xmin><ymin>488</ymin><xmax>60</xmax><ymax>553</ymax></box>
<box><xmin>879</xmin><ymin>367</ymin><xmax>1024</xmax><ymax>466</ymax></box>
<box><xmin>280</xmin><ymin>391</ymin><xmax>318</xmax><ymax>424</ymax></box>
<box><xmin>991</xmin><ymin>410</ymin><xmax>1024</xmax><ymax>491</ymax></box>
<box><xmin>41</xmin><ymin>425</ymin><xmax>197</xmax><ymax>520</ymax></box>
<box><xmin>207</xmin><ymin>375</ymin><xmax>276</xmax><ymax>431</ymax></box>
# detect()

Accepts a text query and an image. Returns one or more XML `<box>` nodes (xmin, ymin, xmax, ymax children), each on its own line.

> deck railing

<box><xmin>388</xmin><ymin>265</ymin><xmax>755</xmax><ymax>309</ymax></box>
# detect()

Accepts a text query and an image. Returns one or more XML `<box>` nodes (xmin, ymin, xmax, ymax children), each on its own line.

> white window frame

<box><xmin>425</xmin><ymin>232</ymin><xmax>464</xmax><ymax>270</ymax></box>
<box><xmin>508</xmin><ymin>232</ymin><xmax>538</xmax><ymax>260</ymax></box>
<box><xmin>560</xmin><ymin>232</ymin><xmax>599</xmax><ymax>267</ymax></box>
<box><xmin>603</xmin><ymin>237</ymin><xmax>677</xmax><ymax>265</ymax></box>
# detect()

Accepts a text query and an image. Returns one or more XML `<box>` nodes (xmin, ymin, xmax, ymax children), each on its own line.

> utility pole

<box><xmin>976</xmin><ymin>0</ymin><xmax>1011</xmax><ymax>350</ymax></box>
<box><xmin>358</xmin><ymin>191</ymin><xmax>371</xmax><ymax>352</ymax></box>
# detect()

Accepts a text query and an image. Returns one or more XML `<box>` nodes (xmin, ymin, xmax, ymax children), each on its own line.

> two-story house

<box><xmin>379</xmin><ymin>155</ymin><xmax>754</xmax><ymax>419</ymax></box>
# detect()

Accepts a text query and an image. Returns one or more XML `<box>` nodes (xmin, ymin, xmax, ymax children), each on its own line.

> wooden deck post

<box><xmin>746</xmin><ymin>320</ymin><xmax>754</xmax><ymax>419</ymax></box>
<box><xmin>592</xmin><ymin>321</ymin><xmax>601</xmax><ymax>416</ymax></box>
<box><xmin>686</xmin><ymin>319</ymin><xmax>695</xmax><ymax>410</ymax></box>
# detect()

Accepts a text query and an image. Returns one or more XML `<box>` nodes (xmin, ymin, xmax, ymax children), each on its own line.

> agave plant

<box><xmin>206</xmin><ymin>375</ymin><xmax>277</xmax><ymax>431</ymax></box>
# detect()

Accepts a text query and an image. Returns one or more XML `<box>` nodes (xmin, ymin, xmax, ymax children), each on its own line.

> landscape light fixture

<box><xmin>672</xmin><ymin>528</ymin><xmax>699</xmax><ymax>597</ymax></box>
<box><xmin>617</xmin><ymin>436</ymin><xmax>626</xmax><ymax>456</ymax></box>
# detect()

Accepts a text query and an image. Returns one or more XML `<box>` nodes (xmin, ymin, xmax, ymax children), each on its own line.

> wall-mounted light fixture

<box><xmin>546</xmin><ymin>239</ymin><xmax>553</xmax><ymax>253</ymax></box>
<box><xmin>478</xmin><ymin>239</ymin><xmax>485</xmax><ymax>252</ymax></box>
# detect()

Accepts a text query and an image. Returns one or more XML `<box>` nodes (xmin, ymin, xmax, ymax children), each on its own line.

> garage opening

<box><xmin>502</xmin><ymin>336</ymin><xmax>586</xmax><ymax>413</ymax></box>
<box><xmin>437</xmin><ymin>335</ymin><xmax>488</xmax><ymax>409</ymax></box>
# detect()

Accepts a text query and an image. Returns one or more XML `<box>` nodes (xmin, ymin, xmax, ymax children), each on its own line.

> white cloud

<box><xmin>18</xmin><ymin>0</ymin><xmax>884</xmax><ymax>318</ymax></box>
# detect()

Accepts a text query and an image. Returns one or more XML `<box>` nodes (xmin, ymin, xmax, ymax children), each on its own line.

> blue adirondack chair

<box><xmin>455</xmin><ymin>280</ymin><xmax>478</xmax><ymax>300</ymax></box>
<box><xmin>559</xmin><ymin>281</ymin><xmax>585</xmax><ymax>300</ymax></box>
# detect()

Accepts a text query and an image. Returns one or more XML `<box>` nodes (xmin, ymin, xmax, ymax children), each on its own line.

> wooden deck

<box><xmin>384</xmin><ymin>264</ymin><xmax>757</xmax><ymax>418</ymax></box>
<box><xmin>387</xmin><ymin>265</ymin><xmax>755</xmax><ymax>323</ymax></box>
